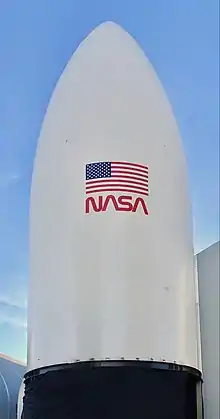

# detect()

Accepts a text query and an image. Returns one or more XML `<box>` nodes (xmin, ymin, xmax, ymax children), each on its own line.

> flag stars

<box><xmin>86</xmin><ymin>162</ymin><xmax>111</xmax><ymax>180</ymax></box>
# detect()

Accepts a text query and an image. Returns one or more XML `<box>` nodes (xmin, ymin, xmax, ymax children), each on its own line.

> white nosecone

<box><xmin>28</xmin><ymin>21</ymin><xmax>199</xmax><ymax>372</ymax></box>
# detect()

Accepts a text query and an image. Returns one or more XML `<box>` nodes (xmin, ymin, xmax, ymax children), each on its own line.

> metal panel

<box><xmin>0</xmin><ymin>355</ymin><xmax>25</xmax><ymax>419</ymax></box>
<box><xmin>16</xmin><ymin>380</ymin><xmax>24</xmax><ymax>419</ymax></box>
<box><xmin>194</xmin><ymin>256</ymin><xmax>203</xmax><ymax>372</ymax></box>
<box><xmin>29</xmin><ymin>21</ymin><xmax>199</xmax><ymax>372</ymax></box>
<box><xmin>197</xmin><ymin>241</ymin><xmax>220</xmax><ymax>419</ymax></box>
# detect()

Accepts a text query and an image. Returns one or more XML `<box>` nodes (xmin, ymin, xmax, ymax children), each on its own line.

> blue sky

<box><xmin>0</xmin><ymin>0</ymin><xmax>219</xmax><ymax>363</ymax></box>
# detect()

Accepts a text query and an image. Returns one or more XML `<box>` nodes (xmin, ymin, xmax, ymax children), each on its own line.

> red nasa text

<box><xmin>85</xmin><ymin>194</ymin><xmax>149</xmax><ymax>215</ymax></box>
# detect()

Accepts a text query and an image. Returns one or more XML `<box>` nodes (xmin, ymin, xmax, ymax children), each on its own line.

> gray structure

<box><xmin>0</xmin><ymin>354</ymin><xmax>25</xmax><ymax>419</ymax></box>
<box><xmin>197</xmin><ymin>241</ymin><xmax>219</xmax><ymax>419</ymax></box>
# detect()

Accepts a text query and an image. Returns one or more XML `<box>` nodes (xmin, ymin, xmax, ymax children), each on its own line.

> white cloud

<box><xmin>0</xmin><ymin>292</ymin><xmax>27</xmax><ymax>310</ymax></box>
<box><xmin>0</xmin><ymin>304</ymin><xmax>27</xmax><ymax>328</ymax></box>
<box><xmin>0</xmin><ymin>172</ymin><xmax>22</xmax><ymax>189</ymax></box>
<box><xmin>0</xmin><ymin>291</ymin><xmax>27</xmax><ymax>328</ymax></box>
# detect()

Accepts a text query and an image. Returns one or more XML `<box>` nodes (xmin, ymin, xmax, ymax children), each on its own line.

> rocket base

<box><xmin>22</xmin><ymin>360</ymin><xmax>203</xmax><ymax>419</ymax></box>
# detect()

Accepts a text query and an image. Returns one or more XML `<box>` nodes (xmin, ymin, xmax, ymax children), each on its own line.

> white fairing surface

<box><xmin>29</xmin><ymin>22</ymin><xmax>198</xmax><ymax>371</ymax></box>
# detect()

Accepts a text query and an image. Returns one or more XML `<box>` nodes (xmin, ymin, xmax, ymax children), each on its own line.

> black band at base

<box><xmin>22</xmin><ymin>360</ymin><xmax>203</xmax><ymax>419</ymax></box>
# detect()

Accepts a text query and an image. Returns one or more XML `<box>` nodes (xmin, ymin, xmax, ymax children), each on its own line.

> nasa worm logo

<box><xmin>85</xmin><ymin>161</ymin><xmax>149</xmax><ymax>215</ymax></box>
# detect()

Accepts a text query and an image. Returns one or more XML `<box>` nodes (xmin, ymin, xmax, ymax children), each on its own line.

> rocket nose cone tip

<box><xmin>87</xmin><ymin>21</ymin><xmax>130</xmax><ymax>42</ymax></box>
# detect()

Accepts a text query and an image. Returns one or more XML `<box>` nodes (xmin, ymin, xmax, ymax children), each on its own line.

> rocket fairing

<box><xmin>23</xmin><ymin>21</ymin><xmax>203</xmax><ymax>418</ymax></box>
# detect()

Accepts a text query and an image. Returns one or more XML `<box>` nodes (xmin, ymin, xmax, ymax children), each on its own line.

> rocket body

<box><xmin>24</xmin><ymin>22</ymin><xmax>202</xmax><ymax>418</ymax></box>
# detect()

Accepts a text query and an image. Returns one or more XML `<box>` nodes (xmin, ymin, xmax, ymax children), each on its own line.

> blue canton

<box><xmin>86</xmin><ymin>162</ymin><xmax>111</xmax><ymax>180</ymax></box>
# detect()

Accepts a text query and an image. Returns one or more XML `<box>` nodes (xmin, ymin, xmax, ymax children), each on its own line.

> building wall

<box><xmin>197</xmin><ymin>241</ymin><xmax>219</xmax><ymax>419</ymax></box>
<box><xmin>194</xmin><ymin>255</ymin><xmax>203</xmax><ymax>372</ymax></box>
<box><xmin>0</xmin><ymin>354</ymin><xmax>26</xmax><ymax>419</ymax></box>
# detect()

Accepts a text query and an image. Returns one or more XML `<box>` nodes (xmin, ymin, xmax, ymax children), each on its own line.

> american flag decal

<box><xmin>85</xmin><ymin>161</ymin><xmax>149</xmax><ymax>196</ymax></box>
